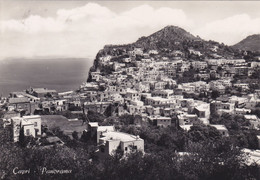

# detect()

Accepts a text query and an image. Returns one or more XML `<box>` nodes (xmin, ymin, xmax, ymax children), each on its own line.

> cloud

<box><xmin>0</xmin><ymin>3</ymin><xmax>191</xmax><ymax>59</ymax></box>
<box><xmin>1</xmin><ymin>3</ymin><xmax>260</xmax><ymax>60</ymax></box>
<box><xmin>1</xmin><ymin>15</ymin><xmax>65</xmax><ymax>33</ymax></box>
<box><xmin>194</xmin><ymin>14</ymin><xmax>260</xmax><ymax>45</ymax></box>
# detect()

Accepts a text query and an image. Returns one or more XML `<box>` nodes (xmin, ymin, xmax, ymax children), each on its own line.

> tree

<box><xmin>188</xmin><ymin>124</ymin><xmax>222</xmax><ymax>143</ymax></box>
<box><xmin>211</xmin><ymin>90</ymin><xmax>220</xmax><ymax>99</ymax></box>
<box><xmin>72</xmin><ymin>131</ymin><xmax>79</xmax><ymax>140</ymax></box>
<box><xmin>19</xmin><ymin>125</ymin><xmax>25</xmax><ymax>147</ymax></box>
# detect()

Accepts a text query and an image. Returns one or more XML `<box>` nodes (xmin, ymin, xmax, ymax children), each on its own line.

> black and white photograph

<box><xmin>1</xmin><ymin>1</ymin><xmax>260</xmax><ymax>179</ymax></box>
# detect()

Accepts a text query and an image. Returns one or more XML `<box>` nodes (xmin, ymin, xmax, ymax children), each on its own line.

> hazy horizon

<box><xmin>0</xmin><ymin>58</ymin><xmax>91</xmax><ymax>96</ymax></box>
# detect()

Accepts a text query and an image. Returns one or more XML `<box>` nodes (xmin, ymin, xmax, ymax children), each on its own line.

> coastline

<box><xmin>0</xmin><ymin>58</ymin><xmax>92</xmax><ymax>96</ymax></box>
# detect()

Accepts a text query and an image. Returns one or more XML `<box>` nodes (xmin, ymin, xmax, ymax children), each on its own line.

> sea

<box><xmin>0</xmin><ymin>58</ymin><xmax>92</xmax><ymax>97</ymax></box>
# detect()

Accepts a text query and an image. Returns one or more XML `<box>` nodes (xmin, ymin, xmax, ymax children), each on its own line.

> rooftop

<box><xmin>46</xmin><ymin>136</ymin><xmax>63</xmax><ymax>144</ymax></box>
<box><xmin>244</xmin><ymin>115</ymin><xmax>258</xmax><ymax>120</ymax></box>
<box><xmin>9</xmin><ymin>97</ymin><xmax>29</xmax><ymax>104</ymax></box>
<box><xmin>33</xmin><ymin>88</ymin><xmax>57</xmax><ymax>94</ymax></box>
<box><xmin>23</xmin><ymin>115</ymin><xmax>41</xmax><ymax>119</ymax></box>
<box><xmin>180</xmin><ymin>125</ymin><xmax>193</xmax><ymax>131</ymax></box>
<box><xmin>97</xmin><ymin>126</ymin><xmax>115</xmax><ymax>132</ymax></box>
<box><xmin>210</xmin><ymin>125</ymin><xmax>228</xmax><ymax>131</ymax></box>
<box><xmin>100</xmin><ymin>131</ymin><xmax>142</xmax><ymax>142</ymax></box>
<box><xmin>89</xmin><ymin>122</ymin><xmax>99</xmax><ymax>127</ymax></box>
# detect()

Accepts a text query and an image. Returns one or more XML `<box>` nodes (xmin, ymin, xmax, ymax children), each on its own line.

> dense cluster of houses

<box><xmin>84</xmin><ymin>47</ymin><xmax>260</xmax><ymax>135</ymax></box>
<box><xmin>0</xmin><ymin>86</ymin><xmax>145</xmax><ymax>156</ymax></box>
<box><xmin>1</xmin><ymin>46</ymin><xmax>260</xmax><ymax>157</ymax></box>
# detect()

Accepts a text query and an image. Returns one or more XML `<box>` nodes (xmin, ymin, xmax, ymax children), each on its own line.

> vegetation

<box><xmin>1</xmin><ymin>121</ymin><xmax>259</xmax><ymax>179</ymax></box>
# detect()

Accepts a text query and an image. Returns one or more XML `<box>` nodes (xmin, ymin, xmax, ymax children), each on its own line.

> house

<box><xmin>10</xmin><ymin>91</ymin><xmax>40</xmax><ymax>103</ymax></box>
<box><xmin>195</xmin><ymin>72</ymin><xmax>210</xmax><ymax>81</ymax></box>
<box><xmin>113</xmin><ymin>62</ymin><xmax>125</xmax><ymax>71</ymax></box>
<box><xmin>148</xmin><ymin>50</ymin><xmax>159</xmax><ymax>55</ymax></box>
<box><xmin>180</xmin><ymin>62</ymin><xmax>191</xmax><ymax>72</ymax></box>
<box><xmin>177</xmin><ymin>113</ymin><xmax>198</xmax><ymax>125</ymax></box>
<box><xmin>8</xmin><ymin>97</ymin><xmax>37</xmax><ymax>115</ymax></box>
<box><xmin>191</xmin><ymin>61</ymin><xmax>208</xmax><ymax>70</ymax></box>
<box><xmin>211</xmin><ymin>101</ymin><xmax>235</xmax><ymax>114</ymax></box>
<box><xmin>145</xmin><ymin>96</ymin><xmax>175</xmax><ymax>108</ymax></box>
<box><xmin>90</xmin><ymin>72</ymin><xmax>101</xmax><ymax>81</ymax></box>
<box><xmin>152</xmin><ymin>89</ymin><xmax>174</xmax><ymax>98</ymax></box>
<box><xmin>27</xmin><ymin>88</ymin><xmax>58</xmax><ymax>98</ymax></box>
<box><xmin>171</xmin><ymin>50</ymin><xmax>184</xmax><ymax>57</ymax></box>
<box><xmin>135</xmin><ymin>82</ymin><xmax>150</xmax><ymax>93</ymax></box>
<box><xmin>87</xmin><ymin>122</ymin><xmax>145</xmax><ymax>157</ymax></box>
<box><xmin>178</xmin><ymin>84</ymin><xmax>196</xmax><ymax>94</ymax></box>
<box><xmin>188</xmin><ymin>49</ymin><xmax>202</xmax><ymax>56</ymax></box>
<box><xmin>229</xmin><ymin>96</ymin><xmax>248</xmax><ymax>108</ymax></box>
<box><xmin>127</xmin><ymin>104</ymin><xmax>145</xmax><ymax>115</ymax></box>
<box><xmin>84</xmin><ymin>102</ymin><xmax>111</xmax><ymax>114</ymax></box>
<box><xmin>133</xmin><ymin>48</ymin><xmax>143</xmax><ymax>56</ymax></box>
<box><xmin>22</xmin><ymin>115</ymin><xmax>41</xmax><ymax>136</ymax></box>
<box><xmin>210</xmin><ymin>46</ymin><xmax>218</xmax><ymax>52</ymax></box>
<box><xmin>233</xmin><ymin>83</ymin><xmax>249</xmax><ymax>91</ymax></box>
<box><xmin>242</xmin><ymin>148</ymin><xmax>260</xmax><ymax>165</ymax></box>
<box><xmin>245</xmin><ymin>95</ymin><xmax>260</xmax><ymax>109</ymax></box>
<box><xmin>234</xmin><ymin>108</ymin><xmax>251</xmax><ymax>115</ymax></box>
<box><xmin>148</xmin><ymin>115</ymin><xmax>172</xmax><ymax>127</ymax></box>
<box><xmin>234</xmin><ymin>67</ymin><xmax>248</xmax><ymax>76</ymax></box>
<box><xmin>54</xmin><ymin>99</ymin><xmax>68</xmax><ymax>111</ymax></box>
<box><xmin>99</xmin><ymin>131</ymin><xmax>144</xmax><ymax>156</ymax></box>
<box><xmin>99</xmin><ymin>55</ymin><xmax>112</xmax><ymax>63</ymax></box>
<box><xmin>161</xmin><ymin>108</ymin><xmax>175</xmax><ymax>117</ymax></box>
<box><xmin>210</xmin><ymin>125</ymin><xmax>229</xmax><ymax>137</ymax></box>
<box><xmin>125</xmin><ymin>89</ymin><xmax>140</xmax><ymax>101</ymax></box>
<box><xmin>128</xmin><ymin>48</ymin><xmax>143</xmax><ymax>56</ymax></box>
<box><xmin>153</xmin><ymin>81</ymin><xmax>167</xmax><ymax>90</ymax></box>
<box><xmin>86</xmin><ymin>123</ymin><xmax>115</xmax><ymax>143</ymax></box>
<box><xmin>194</xmin><ymin>103</ymin><xmax>210</xmax><ymax>119</ymax></box>
<box><xmin>244</xmin><ymin>115</ymin><xmax>260</xmax><ymax>130</ymax></box>
<box><xmin>110</xmin><ymin>93</ymin><xmax>124</xmax><ymax>104</ymax></box>
<box><xmin>80</xmin><ymin>82</ymin><xmax>99</xmax><ymax>91</ymax></box>
<box><xmin>11</xmin><ymin>115</ymin><xmax>41</xmax><ymax>142</ymax></box>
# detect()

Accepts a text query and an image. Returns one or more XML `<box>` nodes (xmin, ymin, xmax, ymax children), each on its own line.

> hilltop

<box><xmin>89</xmin><ymin>25</ymin><xmax>241</xmax><ymax>75</ymax></box>
<box><xmin>133</xmin><ymin>25</ymin><xmax>201</xmax><ymax>50</ymax></box>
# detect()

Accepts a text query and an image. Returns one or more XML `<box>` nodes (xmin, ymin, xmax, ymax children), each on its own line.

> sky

<box><xmin>1</xmin><ymin>1</ymin><xmax>260</xmax><ymax>60</ymax></box>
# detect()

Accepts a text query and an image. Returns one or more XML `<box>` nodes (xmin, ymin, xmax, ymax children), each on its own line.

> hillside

<box><xmin>88</xmin><ymin>25</ymin><xmax>242</xmax><ymax>77</ymax></box>
<box><xmin>233</xmin><ymin>34</ymin><xmax>260</xmax><ymax>52</ymax></box>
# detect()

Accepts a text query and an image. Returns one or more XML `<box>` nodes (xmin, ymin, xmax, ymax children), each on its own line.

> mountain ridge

<box><xmin>97</xmin><ymin>25</ymin><xmax>239</xmax><ymax>61</ymax></box>
<box><xmin>233</xmin><ymin>34</ymin><xmax>260</xmax><ymax>52</ymax></box>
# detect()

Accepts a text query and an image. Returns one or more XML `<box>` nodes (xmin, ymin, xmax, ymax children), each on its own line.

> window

<box><xmin>125</xmin><ymin>147</ymin><xmax>128</xmax><ymax>151</ymax></box>
<box><xmin>34</xmin><ymin>122</ymin><xmax>37</xmax><ymax>127</ymax></box>
<box><xmin>133</xmin><ymin>146</ymin><xmax>137</xmax><ymax>150</ymax></box>
<box><xmin>26</xmin><ymin>129</ymin><xmax>30</xmax><ymax>136</ymax></box>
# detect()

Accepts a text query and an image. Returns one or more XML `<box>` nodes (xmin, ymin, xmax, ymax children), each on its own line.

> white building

<box><xmin>244</xmin><ymin>115</ymin><xmax>260</xmax><ymax>130</ymax></box>
<box><xmin>148</xmin><ymin>115</ymin><xmax>172</xmax><ymax>127</ymax></box>
<box><xmin>210</xmin><ymin>125</ymin><xmax>229</xmax><ymax>137</ymax></box>
<box><xmin>11</xmin><ymin>115</ymin><xmax>41</xmax><ymax>142</ymax></box>
<box><xmin>99</xmin><ymin>131</ymin><xmax>144</xmax><ymax>156</ymax></box>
